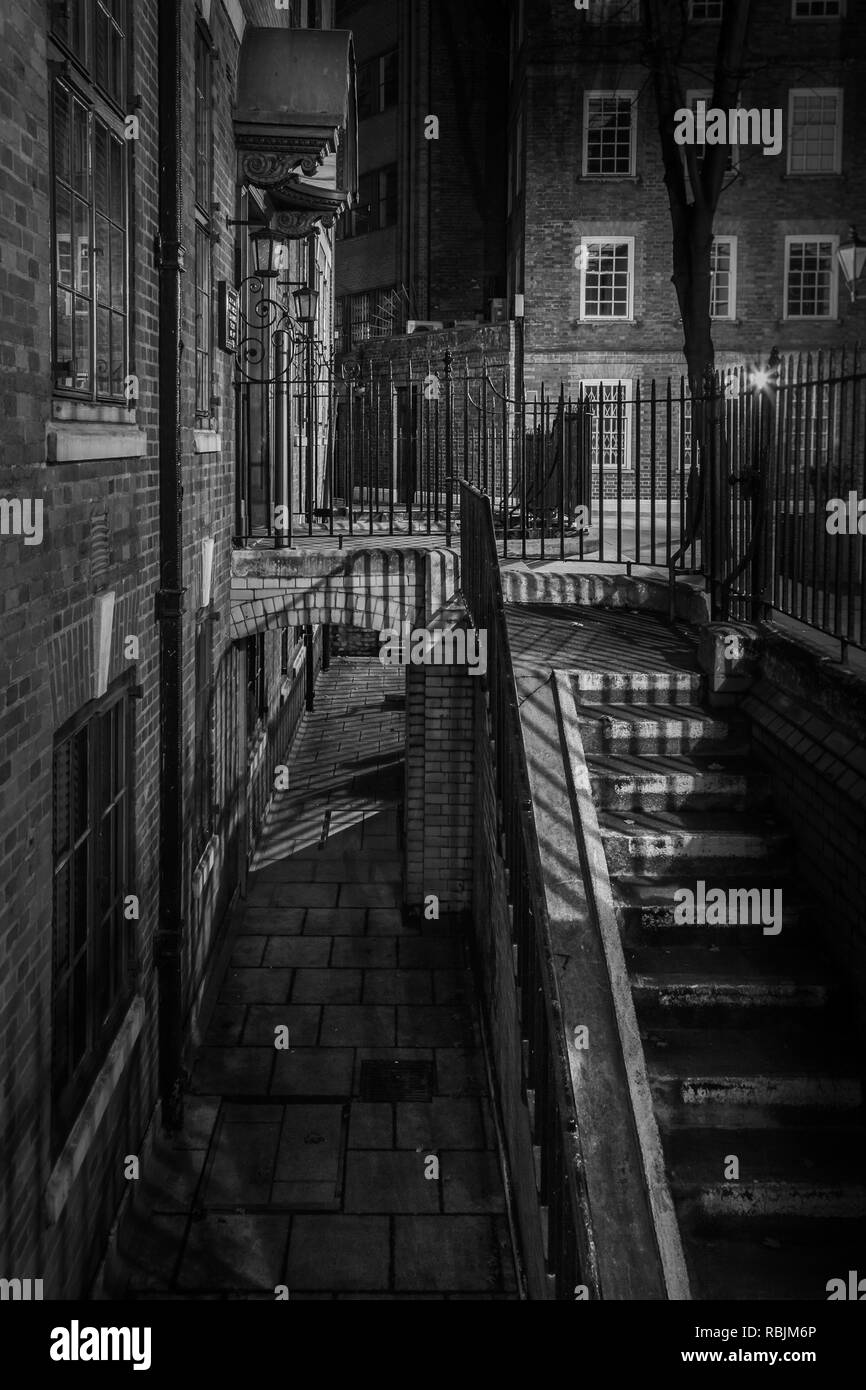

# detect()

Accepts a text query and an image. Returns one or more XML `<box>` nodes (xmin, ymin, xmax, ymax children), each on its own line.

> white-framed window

<box><xmin>784</xmin><ymin>235</ymin><xmax>838</xmax><ymax>318</ymax></box>
<box><xmin>787</xmin><ymin>89</ymin><xmax>843</xmax><ymax>174</ymax></box>
<box><xmin>682</xmin><ymin>395</ymin><xmax>694</xmax><ymax>464</ymax></box>
<box><xmin>586</xmin><ymin>0</ymin><xmax>639</xmax><ymax>21</ymax></box>
<box><xmin>792</xmin><ymin>1</ymin><xmax>843</xmax><ymax>17</ymax></box>
<box><xmin>710</xmin><ymin>236</ymin><xmax>737</xmax><ymax>319</ymax></box>
<box><xmin>791</xmin><ymin>381</ymin><xmax>834</xmax><ymax>468</ymax></box>
<box><xmin>583</xmin><ymin>92</ymin><xmax>636</xmax><ymax>177</ymax></box>
<box><xmin>582</xmin><ymin>380</ymin><xmax>633</xmax><ymax>471</ymax></box>
<box><xmin>690</xmin><ymin>0</ymin><xmax>723</xmax><ymax>18</ymax></box>
<box><xmin>579</xmin><ymin>237</ymin><xmax>635</xmax><ymax>320</ymax></box>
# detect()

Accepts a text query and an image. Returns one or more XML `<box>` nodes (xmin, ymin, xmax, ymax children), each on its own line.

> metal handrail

<box><xmin>460</xmin><ymin>479</ymin><xmax>599</xmax><ymax>1299</ymax></box>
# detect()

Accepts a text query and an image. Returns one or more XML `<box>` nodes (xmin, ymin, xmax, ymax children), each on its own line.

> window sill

<box><xmin>578</xmin><ymin>174</ymin><xmax>640</xmax><ymax>183</ymax></box>
<box><xmin>43</xmin><ymin>994</ymin><xmax>146</xmax><ymax>1227</ymax></box>
<box><xmin>46</xmin><ymin>422</ymin><xmax>149</xmax><ymax>463</ymax></box>
<box><xmin>53</xmin><ymin>400</ymin><xmax>135</xmax><ymax>426</ymax></box>
<box><xmin>194</xmin><ymin>429</ymin><xmax>222</xmax><ymax>454</ymax></box>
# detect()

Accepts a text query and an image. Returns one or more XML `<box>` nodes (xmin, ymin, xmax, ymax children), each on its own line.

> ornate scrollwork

<box><xmin>239</xmin><ymin>152</ymin><xmax>301</xmax><ymax>187</ymax></box>
<box><xmin>233</xmin><ymin>275</ymin><xmax>299</xmax><ymax>385</ymax></box>
<box><xmin>237</xmin><ymin>136</ymin><xmax>329</xmax><ymax>190</ymax></box>
<box><xmin>272</xmin><ymin>211</ymin><xmax>320</xmax><ymax>238</ymax></box>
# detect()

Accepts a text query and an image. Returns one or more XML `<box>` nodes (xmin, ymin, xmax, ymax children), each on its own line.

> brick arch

<box><xmin>229</xmin><ymin>545</ymin><xmax>458</xmax><ymax>641</ymax></box>
<box><xmin>230</xmin><ymin>591</ymin><xmax>419</xmax><ymax>641</ymax></box>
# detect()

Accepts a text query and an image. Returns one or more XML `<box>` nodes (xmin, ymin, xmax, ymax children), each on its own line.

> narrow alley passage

<box><xmin>115</xmin><ymin>657</ymin><xmax>518</xmax><ymax>1300</ymax></box>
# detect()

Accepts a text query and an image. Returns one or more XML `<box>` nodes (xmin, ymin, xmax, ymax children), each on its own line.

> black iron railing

<box><xmin>236</xmin><ymin>347</ymin><xmax>866</xmax><ymax>656</ymax></box>
<box><xmin>460</xmin><ymin>480</ymin><xmax>598</xmax><ymax>1299</ymax></box>
<box><xmin>747</xmin><ymin>347</ymin><xmax>865</xmax><ymax>658</ymax></box>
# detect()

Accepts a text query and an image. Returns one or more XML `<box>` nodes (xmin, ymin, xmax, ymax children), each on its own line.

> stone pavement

<box><xmin>116</xmin><ymin>658</ymin><xmax>518</xmax><ymax>1300</ymax></box>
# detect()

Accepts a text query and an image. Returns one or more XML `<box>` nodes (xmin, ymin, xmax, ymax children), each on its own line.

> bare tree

<box><xmin>641</xmin><ymin>0</ymin><xmax>755</xmax><ymax>396</ymax></box>
<box><xmin>639</xmin><ymin>0</ymin><xmax>756</xmax><ymax>556</ymax></box>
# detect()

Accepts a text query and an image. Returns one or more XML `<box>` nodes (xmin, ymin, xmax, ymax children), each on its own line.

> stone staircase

<box><xmin>574</xmin><ymin>660</ymin><xmax>866</xmax><ymax>1301</ymax></box>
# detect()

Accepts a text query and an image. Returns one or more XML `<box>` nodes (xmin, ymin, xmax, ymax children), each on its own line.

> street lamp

<box><xmin>837</xmin><ymin>226</ymin><xmax>866</xmax><ymax>304</ymax></box>
<box><xmin>249</xmin><ymin>226</ymin><xmax>288</xmax><ymax>279</ymax></box>
<box><xmin>292</xmin><ymin>285</ymin><xmax>320</xmax><ymax>323</ymax></box>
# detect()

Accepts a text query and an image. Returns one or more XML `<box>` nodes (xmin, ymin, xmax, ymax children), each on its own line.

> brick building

<box><xmin>510</xmin><ymin>0</ymin><xmax>866</xmax><ymax>401</ymax></box>
<box><xmin>332</xmin><ymin>0</ymin><xmax>866</xmax><ymax>517</ymax></box>
<box><xmin>0</xmin><ymin>0</ymin><xmax>353</xmax><ymax>1297</ymax></box>
<box><xmin>333</xmin><ymin>0</ymin><xmax>508</xmax><ymax>349</ymax></box>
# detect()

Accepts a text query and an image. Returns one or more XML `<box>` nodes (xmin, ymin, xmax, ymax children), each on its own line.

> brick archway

<box><xmin>230</xmin><ymin>546</ymin><xmax>458</xmax><ymax>641</ymax></box>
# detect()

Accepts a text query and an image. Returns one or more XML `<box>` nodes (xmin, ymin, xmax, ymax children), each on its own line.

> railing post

<box><xmin>274</xmin><ymin>330</ymin><xmax>291</xmax><ymax>550</ymax></box>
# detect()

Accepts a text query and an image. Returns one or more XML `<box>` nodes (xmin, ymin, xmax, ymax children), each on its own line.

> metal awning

<box><xmin>234</xmin><ymin>26</ymin><xmax>357</xmax><ymax>235</ymax></box>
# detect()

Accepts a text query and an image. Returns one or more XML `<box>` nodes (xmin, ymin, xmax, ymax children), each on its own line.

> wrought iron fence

<box><xmin>235</xmin><ymin>343</ymin><xmax>866</xmax><ymax>654</ymax></box>
<box><xmin>460</xmin><ymin>480</ymin><xmax>598</xmax><ymax>1299</ymax></box>
<box><xmin>734</xmin><ymin>347</ymin><xmax>865</xmax><ymax>656</ymax></box>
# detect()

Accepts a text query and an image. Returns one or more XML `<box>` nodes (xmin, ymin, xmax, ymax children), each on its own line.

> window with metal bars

<box><xmin>52</xmin><ymin>680</ymin><xmax>133</xmax><ymax>1155</ymax></box>
<box><xmin>49</xmin><ymin>2</ymin><xmax>128</xmax><ymax>403</ymax></box>
<box><xmin>791</xmin><ymin>382</ymin><xmax>835</xmax><ymax>475</ymax></box>
<box><xmin>335</xmin><ymin>287</ymin><xmax>399</xmax><ymax>351</ymax></box>
<box><xmin>582</xmin><ymin>381</ymin><xmax>633</xmax><ymax>470</ymax></box>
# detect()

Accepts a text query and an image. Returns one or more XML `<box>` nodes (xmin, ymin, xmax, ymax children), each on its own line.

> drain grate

<box><xmin>359</xmin><ymin>1059</ymin><xmax>435</xmax><ymax>1102</ymax></box>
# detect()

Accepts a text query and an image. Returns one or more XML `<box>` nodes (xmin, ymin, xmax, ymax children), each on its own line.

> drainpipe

<box><xmin>155</xmin><ymin>0</ymin><xmax>186</xmax><ymax>1134</ymax></box>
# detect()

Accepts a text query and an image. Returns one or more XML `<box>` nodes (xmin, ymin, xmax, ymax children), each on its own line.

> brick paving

<box><xmin>117</xmin><ymin>658</ymin><xmax>518</xmax><ymax>1300</ymax></box>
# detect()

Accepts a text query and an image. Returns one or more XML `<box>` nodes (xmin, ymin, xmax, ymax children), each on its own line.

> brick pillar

<box><xmin>404</xmin><ymin>664</ymin><xmax>475</xmax><ymax>916</ymax></box>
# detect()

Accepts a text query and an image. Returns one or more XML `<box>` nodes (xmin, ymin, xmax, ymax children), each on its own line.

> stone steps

<box><xmin>601</xmin><ymin>807</ymin><xmax>791</xmax><ymax>876</ymax></box>
<box><xmin>577</xmin><ymin>701</ymin><xmax>751</xmax><ymax>757</ymax></box>
<box><xmin>577</xmin><ymin>632</ymin><xmax>865</xmax><ymax>1299</ymax></box>
<box><xmin>572</xmin><ymin>669</ymin><xmax>704</xmax><ymax>707</ymax></box>
<box><xmin>587</xmin><ymin>751</ymin><xmax>771</xmax><ymax>813</ymax></box>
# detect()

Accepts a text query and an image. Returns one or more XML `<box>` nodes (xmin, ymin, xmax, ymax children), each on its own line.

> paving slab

<box><xmin>114</xmin><ymin>659</ymin><xmax>516</xmax><ymax>1299</ymax></box>
<box><xmin>286</xmin><ymin>1215</ymin><xmax>390</xmax><ymax>1291</ymax></box>
<box><xmin>292</xmin><ymin>968</ymin><xmax>363</xmax><ymax>1004</ymax></box>
<box><xmin>344</xmin><ymin>1151</ymin><xmax>441</xmax><ymax>1213</ymax></box>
